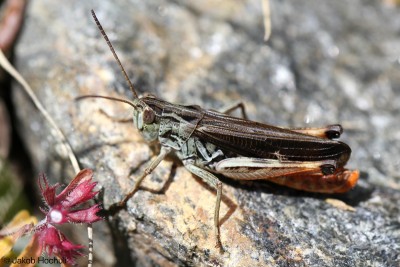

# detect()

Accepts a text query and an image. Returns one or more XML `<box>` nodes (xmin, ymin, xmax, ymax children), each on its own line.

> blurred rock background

<box><xmin>1</xmin><ymin>0</ymin><xmax>399</xmax><ymax>266</ymax></box>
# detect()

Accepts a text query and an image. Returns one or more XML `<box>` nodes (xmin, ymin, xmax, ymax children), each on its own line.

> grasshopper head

<box><xmin>132</xmin><ymin>100</ymin><xmax>159</xmax><ymax>142</ymax></box>
<box><xmin>88</xmin><ymin>11</ymin><xmax>159</xmax><ymax>142</ymax></box>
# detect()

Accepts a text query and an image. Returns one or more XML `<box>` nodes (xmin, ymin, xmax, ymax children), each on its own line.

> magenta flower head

<box><xmin>38</xmin><ymin>169</ymin><xmax>102</xmax><ymax>225</ymax></box>
<box><xmin>32</xmin><ymin>169</ymin><xmax>103</xmax><ymax>264</ymax></box>
<box><xmin>35</xmin><ymin>224</ymin><xmax>85</xmax><ymax>264</ymax></box>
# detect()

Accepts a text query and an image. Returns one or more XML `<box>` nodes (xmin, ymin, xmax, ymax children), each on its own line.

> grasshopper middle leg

<box><xmin>184</xmin><ymin>164</ymin><xmax>224</xmax><ymax>250</ymax></box>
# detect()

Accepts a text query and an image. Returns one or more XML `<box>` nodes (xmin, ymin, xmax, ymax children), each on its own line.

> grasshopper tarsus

<box><xmin>107</xmin><ymin>184</ymin><xmax>142</xmax><ymax>215</ymax></box>
<box><xmin>108</xmin><ymin>188</ymin><xmax>140</xmax><ymax>215</ymax></box>
<box><xmin>215</xmin><ymin>239</ymin><xmax>224</xmax><ymax>253</ymax></box>
<box><xmin>104</xmin><ymin>176</ymin><xmax>143</xmax><ymax>215</ymax></box>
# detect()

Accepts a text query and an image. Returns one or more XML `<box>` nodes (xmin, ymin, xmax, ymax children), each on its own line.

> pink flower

<box><xmin>39</xmin><ymin>169</ymin><xmax>102</xmax><ymax>225</ymax></box>
<box><xmin>34</xmin><ymin>169</ymin><xmax>103</xmax><ymax>264</ymax></box>
<box><xmin>1</xmin><ymin>169</ymin><xmax>103</xmax><ymax>265</ymax></box>
<box><xmin>35</xmin><ymin>225</ymin><xmax>84</xmax><ymax>264</ymax></box>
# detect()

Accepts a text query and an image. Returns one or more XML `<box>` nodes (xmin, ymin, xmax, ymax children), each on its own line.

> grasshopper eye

<box><xmin>143</xmin><ymin>106</ymin><xmax>155</xmax><ymax>124</ymax></box>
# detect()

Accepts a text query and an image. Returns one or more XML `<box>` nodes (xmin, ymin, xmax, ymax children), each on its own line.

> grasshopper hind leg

<box><xmin>215</xmin><ymin>157</ymin><xmax>359</xmax><ymax>193</ymax></box>
<box><xmin>265</xmin><ymin>168</ymin><xmax>360</xmax><ymax>193</ymax></box>
<box><xmin>217</xmin><ymin>101</ymin><xmax>248</xmax><ymax>120</ymax></box>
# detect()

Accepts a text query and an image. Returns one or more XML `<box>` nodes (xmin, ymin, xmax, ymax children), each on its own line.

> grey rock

<box><xmin>13</xmin><ymin>0</ymin><xmax>400</xmax><ymax>266</ymax></box>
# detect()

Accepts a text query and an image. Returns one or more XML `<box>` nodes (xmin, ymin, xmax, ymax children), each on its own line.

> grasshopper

<box><xmin>79</xmin><ymin>10</ymin><xmax>359</xmax><ymax>249</ymax></box>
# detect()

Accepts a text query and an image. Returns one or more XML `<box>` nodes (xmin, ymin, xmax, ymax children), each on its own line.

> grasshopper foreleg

<box><xmin>111</xmin><ymin>146</ymin><xmax>172</xmax><ymax>211</ymax></box>
<box><xmin>184</xmin><ymin>164</ymin><xmax>224</xmax><ymax>250</ymax></box>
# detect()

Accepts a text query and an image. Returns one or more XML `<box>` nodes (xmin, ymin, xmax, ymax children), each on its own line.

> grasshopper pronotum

<box><xmin>79</xmin><ymin>10</ymin><xmax>359</xmax><ymax>249</ymax></box>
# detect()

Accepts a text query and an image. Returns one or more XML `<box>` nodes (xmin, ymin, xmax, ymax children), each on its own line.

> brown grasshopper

<box><xmin>79</xmin><ymin>10</ymin><xmax>359</xmax><ymax>249</ymax></box>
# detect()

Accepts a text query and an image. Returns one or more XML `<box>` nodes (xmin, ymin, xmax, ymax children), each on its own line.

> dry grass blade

<box><xmin>262</xmin><ymin>0</ymin><xmax>271</xmax><ymax>41</ymax></box>
<box><xmin>0</xmin><ymin>49</ymin><xmax>80</xmax><ymax>172</ymax></box>
<box><xmin>0</xmin><ymin>49</ymin><xmax>95</xmax><ymax>267</ymax></box>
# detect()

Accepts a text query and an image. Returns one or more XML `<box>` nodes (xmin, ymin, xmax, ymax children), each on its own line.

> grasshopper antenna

<box><xmin>91</xmin><ymin>10</ymin><xmax>138</xmax><ymax>99</ymax></box>
<box><xmin>76</xmin><ymin>95</ymin><xmax>136</xmax><ymax>108</ymax></box>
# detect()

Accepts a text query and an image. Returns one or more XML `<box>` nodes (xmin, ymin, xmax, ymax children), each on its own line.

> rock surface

<box><xmin>13</xmin><ymin>0</ymin><xmax>400</xmax><ymax>266</ymax></box>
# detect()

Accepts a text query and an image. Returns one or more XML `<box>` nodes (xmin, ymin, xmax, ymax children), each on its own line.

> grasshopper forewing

<box><xmin>78</xmin><ymin>10</ymin><xmax>359</xmax><ymax>250</ymax></box>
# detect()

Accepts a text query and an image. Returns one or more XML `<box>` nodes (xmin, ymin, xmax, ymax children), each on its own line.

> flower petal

<box><xmin>55</xmin><ymin>169</ymin><xmax>93</xmax><ymax>204</ymax></box>
<box><xmin>38</xmin><ymin>173</ymin><xmax>59</xmax><ymax>207</ymax></box>
<box><xmin>36</xmin><ymin>225</ymin><xmax>84</xmax><ymax>265</ymax></box>
<box><xmin>63</xmin><ymin>180</ymin><xmax>98</xmax><ymax>208</ymax></box>
<box><xmin>66</xmin><ymin>204</ymin><xmax>103</xmax><ymax>224</ymax></box>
